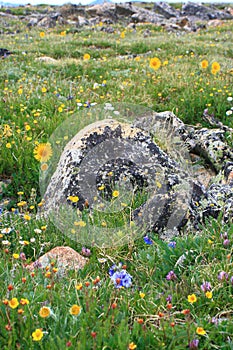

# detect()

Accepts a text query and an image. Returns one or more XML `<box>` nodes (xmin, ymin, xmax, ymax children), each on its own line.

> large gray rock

<box><xmin>153</xmin><ymin>1</ymin><xmax>180</xmax><ymax>19</ymax></box>
<box><xmin>182</xmin><ymin>2</ymin><xmax>233</xmax><ymax>20</ymax></box>
<box><xmin>40</xmin><ymin>109</ymin><xmax>232</xmax><ymax>242</ymax></box>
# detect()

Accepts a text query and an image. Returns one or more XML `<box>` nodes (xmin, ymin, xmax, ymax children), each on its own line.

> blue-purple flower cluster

<box><xmin>109</xmin><ymin>263</ymin><xmax>132</xmax><ymax>289</ymax></box>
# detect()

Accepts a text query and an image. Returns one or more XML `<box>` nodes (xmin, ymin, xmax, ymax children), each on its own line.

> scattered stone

<box><xmin>37</xmin><ymin>16</ymin><xmax>56</xmax><ymax>28</ymax></box>
<box><xmin>153</xmin><ymin>1</ymin><xmax>180</xmax><ymax>19</ymax></box>
<box><xmin>207</xmin><ymin>19</ymin><xmax>224</xmax><ymax>27</ymax></box>
<box><xmin>100</xmin><ymin>26</ymin><xmax>115</xmax><ymax>34</ymax></box>
<box><xmin>0</xmin><ymin>178</ymin><xmax>11</xmax><ymax>193</ymax></box>
<box><xmin>0</xmin><ymin>48</ymin><xmax>12</xmax><ymax>57</ymax></box>
<box><xmin>26</xmin><ymin>246</ymin><xmax>88</xmax><ymax>274</ymax></box>
<box><xmin>181</xmin><ymin>2</ymin><xmax>233</xmax><ymax>20</ymax></box>
<box><xmin>35</xmin><ymin>56</ymin><xmax>58</xmax><ymax>64</ymax></box>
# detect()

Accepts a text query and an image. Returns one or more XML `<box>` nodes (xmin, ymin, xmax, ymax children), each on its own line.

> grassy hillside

<box><xmin>0</xmin><ymin>10</ymin><xmax>233</xmax><ymax>350</ymax></box>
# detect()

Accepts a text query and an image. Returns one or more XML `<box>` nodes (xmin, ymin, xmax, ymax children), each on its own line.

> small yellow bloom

<box><xmin>205</xmin><ymin>291</ymin><xmax>212</xmax><ymax>299</ymax></box>
<box><xmin>83</xmin><ymin>53</ymin><xmax>90</xmax><ymax>61</ymax></box>
<box><xmin>67</xmin><ymin>196</ymin><xmax>79</xmax><ymax>203</ymax></box>
<box><xmin>128</xmin><ymin>342</ymin><xmax>137</xmax><ymax>350</ymax></box>
<box><xmin>58</xmin><ymin>106</ymin><xmax>63</xmax><ymax>113</ymax></box>
<box><xmin>98</xmin><ymin>185</ymin><xmax>105</xmax><ymax>190</ymax></box>
<box><xmin>9</xmin><ymin>298</ymin><xmax>19</xmax><ymax>309</ymax></box>
<box><xmin>60</xmin><ymin>31</ymin><xmax>66</xmax><ymax>36</ymax></box>
<box><xmin>13</xmin><ymin>253</ymin><xmax>19</xmax><ymax>259</ymax></box>
<box><xmin>39</xmin><ymin>306</ymin><xmax>51</xmax><ymax>318</ymax></box>
<box><xmin>34</xmin><ymin>143</ymin><xmax>52</xmax><ymax>163</ymax></box>
<box><xmin>196</xmin><ymin>327</ymin><xmax>206</xmax><ymax>335</ymax></box>
<box><xmin>25</xmin><ymin>124</ymin><xmax>31</xmax><ymax>131</ymax></box>
<box><xmin>120</xmin><ymin>31</ymin><xmax>125</xmax><ymax>39</ymax></box>
<box><xmin>76</xmin><ymin>283</ymin><xmax>83</xmax><ymax>291</ymax></box>
<box><xmin>69</xmin><ymin>304</ymin><xmax>81</xmax><ymax>316</ymax></box>
<box><xmin>41</xmin><ymin>87</ymin><xmax>47</xmax><ymax>93</ymax></box>
<box><xmin>201</xmin><ymin>60</ymin><xmax>208</xmax><ymax>69</ymax></box>
<box><xmin>211</xmin><ymin>61</ymin><xmax>220</xmax><ymax>73</ymax></box>
<box><xmin>18</xmin><ymin>88</ymin><xmax>23</xmax><ymax>95</ymax></box>
<box><xmin>139</xmin><ymin>292</ymin><xmax>145</xmax><ymax>299</ymax></box>
<box><xmin>6</xmin><ymin>143</ymin><xmax>11</xmax><ymax>149</ymax></box>
<box><xmin>39</xmin><ymin>32</ymin><xmax>45</xmax><ymax>38</ymax></box>
<box><xmin>149</xmin><ymin>57</ymin><xmax>161</xmax><ymax>71</ymax></box>
<box><xmin>112</xmin><ymin>190</ymin><xmax>119</xmax><ymax>198</ymax></box>
<box><xmin>32</xmin><ymin>328</ymin><xmax>43</xmax><ymax>341</ymax></box>
<box><xmin>20</xmin><ymin>298</ymin><xmax>29</xmax><ymax>305</ymax></box>
<box><xmin>187</xmin><ymin>294</ymin><xmax>197</xmax><ymax>304</ymax></box>
<box><xmin>24</xmin><ymin>214</ymin><xmax>31</xmax><ymax>221</ymax></box>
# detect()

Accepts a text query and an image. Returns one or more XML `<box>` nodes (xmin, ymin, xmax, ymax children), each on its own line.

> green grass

<box><xmin>0</xmin><ymin>7</ymin><xmax>233</xmax><ymax>350</ymax></box>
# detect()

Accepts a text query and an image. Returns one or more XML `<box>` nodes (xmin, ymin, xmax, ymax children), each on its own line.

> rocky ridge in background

<box><xmin>0</xmin><ymin>2</ymin><xmax>232</xmax><ymax>33</ymax></box>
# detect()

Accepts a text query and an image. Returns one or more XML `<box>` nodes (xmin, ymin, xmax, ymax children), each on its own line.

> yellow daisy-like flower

<box><xmin>76</xmin><ymin>283</ymin><xmax>83</xmax><ymax>291</ymax></box>
<box><xmin>9</xmin><ymin>298</ymin><xmax>19</xmax><ymax>309</ymax></box>
<box><xmin>139</xmin><ymin>292</ymin><xmax>145</xmax><ymax>299</ymax></box>
<box><xmin>32</xmin><ymin>328</ymin><xmax>43</xmax><ymax>341</ymax></box>
<box><xmin>60</xmin><ymin>31</ymin><xmax>66</xmax><ymax>36</ymax></box>
<box><xmin>201</xmin><ymin>60</ymin><xmax>208</xmax><ymax>69</ymax></box>
<box><xmin>211</xmin><ymin>61</ymin><xmax>220</xmax><ymax>74</ymax></box>
<box><xmin>34</xmin><ymin>143</ymin><xmax>52</xmax><ymax>163</ymax></box>
<box><xmin>205</xmin><ymin>291</ymin><xmax>212</xmax><ymax>299</ymax></box>
<box><xmin>39</xmin><ymin>32</ymin><xmax>45</xmax><ymax>38</ymax></box>
<box><xmin>6</xmin><ymin>143</ymin><xmax>12</xmax><ymax>148</ymax></box>
<box><xmin>83</xmin><ymin>53</ymin><xmax>90</xmax><ymax>61</ymax></box>
<box><xmin>149</xmin><ymin>57</ymin><xmax>161</xmax><ymax>71</ymax></box>
<box><xmin>187</xmin><ymin>294</ymin><xmax>197</xmax><ymax>304</ymax></box>
<box><xmin>112</xmin><ymin>190</ymin><xmax>119</xmax><ymax>198</ymax></box>
<box><xmin>196</xmin><ymin>327</ymin><xmax>206</xmax><ymax>335</ymax></box>
<box><xmin>120</xmin><ymin>31</ymin><xmax>125</xmax><ymax>39</ymax></box>
<box><xmin>20</xmin><ymin>298</ymin><xmax>29</xmax><ymax>305</ymax></box>
<box><xmin>24</xmin><ymin>214</ymin><xmax>31</xmax><ymax>221</ymax></box>
<box><xmin>39</xmin><ymin>306</ymin><xmax>51</xmax><ymax>318</ymax></box>
<box><xmin>128</xmin><ymin>342</ymin><xmax>137</xmax><ymax>350</ymax></box>
<box><xmin>69</xmin><ymin>304</ymin><xmax>81</xmax><ymax>316</ymax></box>
<box><xmin>13</xmin><ymin>253</ymin><xmax>19</xmax><ymax>259</ymax></box>
<box><xmin>67</xmin><ymin>196</ymin><xmax>79</xmax><ymax>203</ymax></box>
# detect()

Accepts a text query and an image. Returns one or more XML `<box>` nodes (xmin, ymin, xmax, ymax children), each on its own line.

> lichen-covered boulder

<box><xmin>39</xmin><ymin>107</ymin><xmax>232</xmax><ymax>245</ymax></box>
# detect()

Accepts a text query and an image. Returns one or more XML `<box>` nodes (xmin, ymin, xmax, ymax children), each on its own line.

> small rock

<box><xmin>35</xmin><ymin>56</ymin><xmax>58</xmax><ymax>64</ymax></box>
<box><xmin>26</xmin><ymin>246</ymin><xmax>88</xmax><ymax>274</ymax></box>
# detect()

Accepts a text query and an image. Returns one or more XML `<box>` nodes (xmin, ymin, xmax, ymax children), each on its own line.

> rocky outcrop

<box><xmin>153</xmin><ymin>2</ymin><xmax>180</xmax><ymax>19</ymax></box>
<box><xmin>182</xmin><ymin>2</ymin><xmax>233</xmax><ymax>20</ymax></box>
<box><xmin>1</xmin><ymin>2</ymin><xmax>232</xmax><ymax>30</ymax></box>
<box><xmin>39</xmin><ymin>107</ymin><xmax>232</xmax><ymax>243</ymax></box>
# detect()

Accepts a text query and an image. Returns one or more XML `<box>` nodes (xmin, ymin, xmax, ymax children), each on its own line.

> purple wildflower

<box><xmin>223</xmin><ymin>239</ymin><xmax>230</xmax><ymax>247</ymax></box>
<box><xmin>166</xmin><ymin>270</ymin><xmax>177</xmax><ymax>281</ymax></box>
<box><xmin>109</xmin><ymin>264</ymin><xmax>117</xmax><ymax>277</ymax></box>
<box><xmin>33</xmin><ymin>260</ymin><xmax>42</xmax><ymax>269</ymax></box>
<box><xmin>143</xmin><ymin>236</ymin><xmax>153</xmax><ymax>245</ymax></box>
<box><xmin>218</xmin><ymin>271</ymin><xmax>229</xmax><ymax>281</ymax></box>
<box><xmin>111</xmin><ymin>270</ymin><xmax>132</xmax><ymax>288</ymax></box>
<box><xmin>210</xmin><ymin>317</ymin><xmax>218</xmax><ymax>325</ymax></box>
<box><xmin>81</xmin><ymin>247</ymin><xmax>91</xmax><ymax>257</ymax></box>
<box><xmin>230</xmin><ymin>276</ymin><xmax>233</xmax><ymax>285</ymax></box>
<box><xmin>189</xmin><ymin>339</ymin><xmax>199</xmax><ymax>349</ymax></box>
<box><xmin>168</xmin><ymin>241</ymin><xmax>176</xmax><ymax>248</ymax></box>
<box><xmin>20</xmin><ymin>252</ymin><xmax>26</xmax><ymax>261</ymax></box>
<box><xmin>201</xmin><ymin>281</ymin><xmax>212</xmax><ymax>292</ymax></box>
<box><xmin>166</xmin><ymin>294</ymin><xmax>172</xmax><ymax>303</ymax></box>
